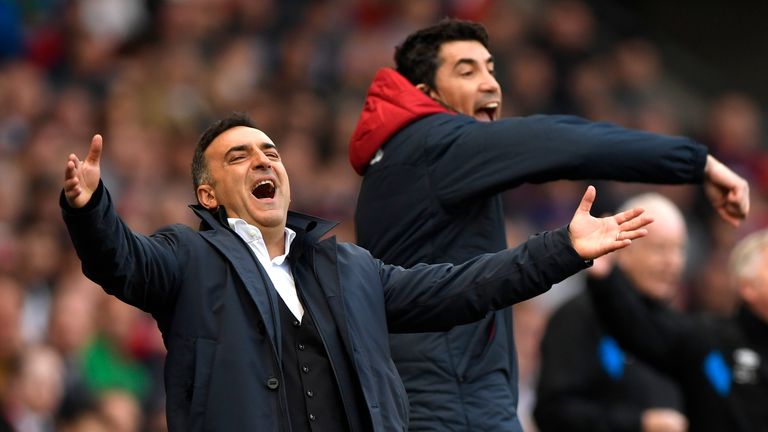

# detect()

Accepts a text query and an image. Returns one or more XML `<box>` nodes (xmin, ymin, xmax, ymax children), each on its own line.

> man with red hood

<box><xmin>348</xmin><ymin>19</ymin><xmax>749</xmax><ymax>431</ymax></box>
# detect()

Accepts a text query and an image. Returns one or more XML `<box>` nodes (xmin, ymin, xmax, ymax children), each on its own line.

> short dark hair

<box><xmin>395</xmin><ymin>19</ymin><xmax>489</xmax><ymax>90</ymax></box>
<box><xmin>191</xmin><ymin>112</ymin><xmax>258</xmax><ymax>194</ymax></box>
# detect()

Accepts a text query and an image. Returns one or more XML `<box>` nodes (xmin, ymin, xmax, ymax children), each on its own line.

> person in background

<box><xmin>588</xmin><ymin>227</ymin><xmax>768</xmax><ymax>431</ymax></box>
<box><xmin>0</xmin><ymin>275</ymin><xmax>24</xmax><ymax>432</ymax></box>
<box><xmin>536</xmin><ymin>193</ymin><xmax>688</xmax><ymax>432</ymax></box>
<box><xmin>7</xmin><ymin>344</ymin><xmax>66</xmax><ymax>432</ymax></box>
<box><xmin>349</xmin><ymin>18</ymin><xmax>748</xmax><ymax>431</ymax></box>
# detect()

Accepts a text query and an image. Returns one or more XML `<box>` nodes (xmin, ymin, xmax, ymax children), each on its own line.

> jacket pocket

<box><xmin>354</xmin><ymin>346</ymin><xmax>409</xmax><ymax>430</ymax></box>
<box><xmin>167</xmin><ymin>337</ymin><xmax>218</xmax><ymax>431</ymax></box>
<box><xmin>190</xmin><ymin>338</ymin><xmax>218</xmax><ymax>417</ymax></box>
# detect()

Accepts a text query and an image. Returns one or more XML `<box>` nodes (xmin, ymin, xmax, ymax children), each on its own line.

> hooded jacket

<box><xmin>61</xmin><ymin>181</ymin><xmax>588</xmax><ymax>432</ymax></box>
<box><xmin>350</xmin><ymin>68</ymin><xmax>708</xmax><ymax>431</ymax></box>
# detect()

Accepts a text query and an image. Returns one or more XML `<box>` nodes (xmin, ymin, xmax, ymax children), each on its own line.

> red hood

<box><xmin>348</xmin><ymin>68</ymin><xmax>452</xmax><ymax>175</ymax></box>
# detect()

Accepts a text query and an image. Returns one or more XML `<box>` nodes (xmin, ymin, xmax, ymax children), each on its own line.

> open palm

<box><xmin>63</xmin><ymin>134</ymin><xmax>103</xmax><ymax>208</ymax></box>
<box><xmin>568</xmin><ymin>186</ymin><xmax>653</xmax><ymax>260</ymax></box>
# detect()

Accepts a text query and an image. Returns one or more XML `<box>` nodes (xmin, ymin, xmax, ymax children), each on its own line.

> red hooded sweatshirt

<box><xmin>348</xmin><ymin>68</ymin><xmax>452</xmax><ymax>175</ymax></box>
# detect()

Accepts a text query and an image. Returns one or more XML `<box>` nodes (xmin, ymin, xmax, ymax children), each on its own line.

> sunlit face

<box><xmin>618</xmin><ymin>210</ymin><xmax>687</xmax><ymax>301</ymax></box>
<box><xmin>197</xmin><ymin>126</ymin><xmax>291</xmax><ymax>232</ymax></box>
<box><xmin>740</xmin><ymin>249</ymin><xmax>768</xmax><ymax>322</ymax></box>
<box><xmin>427</xmin><ymin>40</ymin><xmax>502</xmax><ymax>122</ymax></box>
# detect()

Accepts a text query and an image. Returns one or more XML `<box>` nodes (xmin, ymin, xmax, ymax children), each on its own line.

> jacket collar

<box><xmin>190</xmin><ymin>204</ymin><xmax>338</xmax><ymax>244</ymax></box>
<box><xmin>348</xmin><ymin>67</ymin><xmax>452</xmax><ymax>175</ymax></box>
<box><xmin>189</xmin><ymin>204</ymin><xmax>339</xmax><ymax>355</ymax></box>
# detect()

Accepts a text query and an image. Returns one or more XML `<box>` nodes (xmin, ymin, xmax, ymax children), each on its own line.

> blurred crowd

<box><xmin>0</xmin><ymin>0</ymin><xmax>766</xmax><ymax>431</ymax></box>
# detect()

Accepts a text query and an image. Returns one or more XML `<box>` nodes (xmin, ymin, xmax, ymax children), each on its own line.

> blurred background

<box><xmin>0</xmin><ymin>0</ymin><xmax>765</xmax><ymax>431</ymax></box>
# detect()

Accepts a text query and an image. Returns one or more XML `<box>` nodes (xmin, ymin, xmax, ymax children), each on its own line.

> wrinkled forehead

<box><xmin>207</xmin><ymin>126</ymin><xmax>276</xmax><ymax>155</ymax></box>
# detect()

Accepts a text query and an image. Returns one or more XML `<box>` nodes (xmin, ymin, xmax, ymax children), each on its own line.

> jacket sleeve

<box><xmin>381</xmin><ymin>227</ymin><xmax>589</xmax><ymax>333</ymax></box>
<box><xmin>587</xmin><ymin>269</ymin><xmax>701</xmax><ymax>377</ymax></box>
<box><xmin>60</xmin><ymin>182</ymin><xmax>182</xmax><ymax>313</ymax></box>
<box><xmin>424</xmin><ymin>114</ymin><xmax>708</xmax><ymax>207</ymax></box>
<box><xmin>534</xmin><ymin>297</ymin><xmax>644</xmax><ymax>432</ymax></box>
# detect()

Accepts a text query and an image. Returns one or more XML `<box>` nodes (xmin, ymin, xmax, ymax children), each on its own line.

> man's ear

<box><xmin>196</xmin><ymin>185</ymin><xmax>218</xmax><ymax>210</ymax></box>
<box><xmin>416</xmin><ymin>83</ymin><xmax>434</xmax><ymax>97</ymax></box>
<box><xmin>739</xmin><ymin>280</ymin><xmax>757</xmax><ymax>306</ymax></box>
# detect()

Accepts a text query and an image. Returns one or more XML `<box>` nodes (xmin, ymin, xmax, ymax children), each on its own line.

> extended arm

<box><xmin>384</xmin><ymin>186</ymin><xmax>652</xmax><ymax>332</ymax></box>
<box><xmin>427</xmin><ymin>114</ymin><xmax>748</xmax><ymax>225</ymax></box>
<box><xmin>61</xmin><ymin>134</ymin><xmax>181</xmax><ymax>312</ymax></box>
<box><xmin>382</xmin><ymin>227</ymin><xmax>585</xmax><ymax>333</ymax></box>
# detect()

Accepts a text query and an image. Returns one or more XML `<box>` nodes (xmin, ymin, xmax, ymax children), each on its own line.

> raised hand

<box><xmin>703</xmin><ymin>155</ymin><xmax>750</xmax><ymax>227</ymax></box>
<box><xmin>64</xmin><ymin>134</ymin><xmax>103</xmax><ymax>208</ymax></box>
<box><xmin>568</xmin><ymin>185</ymin><xmax>654</xmax><ymax>260</ymax></box>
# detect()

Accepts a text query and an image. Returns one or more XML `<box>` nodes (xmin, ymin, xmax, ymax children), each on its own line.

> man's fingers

<box><xmin>577</xmin><ymin>185</ymin><xmax>596</xmax><ymax>214</ymax></box>
<box><xmin>611</xmin><ymin>214</ymin><xmax>653</xmax><ymax>251</ymax></box>
<box><xmin>64</xmin><ymin>187</ymin><xmax>81</xmax><ymax>200</ymax></box>
<box><xmin>614</xmin><ymin>207</ymin><xmax>645</xmax><ymax>225</ymax></box>
<box><xmin>64</xmin><ymin>180</ymin><xmax>81</xmax><ymax>200</ymax></box>
<box><xmin>63</xmin><ymin>135</ymin><xmax>102</xmax><ymax>208</ymax></box>
<box><xmin>85</xmin><ymin>134</ymin><xmax>103</xmax><ymax>165</ymax></box>
<box><xmin>721</xmin><ymin>186</ymin><xmax>747</xmax><ymax>226</ymax></box>
<box><xmin>704</xmin><ymin>155</ymin><xmax>750</xmax><ymax>226</ymax></box>
<box><xmin>64</xmin><ymin>176</ymin><xmax>79</xmax><ymax>190</ymax></box>
<box><xmin>64</xmin><ymin>160</ymin><xmax>76</xmax><ymax>180</ymax></box>
<box><xmin>729</xmin><ymin>185</ymin><xmax>749</xmax><ymax>217</ymax></box>
<box><xmin>725</xmin><ymin>205</ymin><xmax>744</xmax><ymax>223</ymax></box>
<box><xmin>619</xmin><ymin>214</ymin><xmax>654</xmax><ymax>232</ymax></box>
<box><xmin>718</xmin><ymin>208</ymin><xmax>741</xmax><ymax>227</ymax></box>
<box><xmin>605</xmin><ymin>239</ymin><xmax>633</xmax><ymax>255</ymax></box>
<box><xmin>619</xmin><ymin>228</ymin><xmax>648</xmax><ymax>241</ymax></box>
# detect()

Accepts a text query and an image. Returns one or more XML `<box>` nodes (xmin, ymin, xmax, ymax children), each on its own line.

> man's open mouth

<box><xmin>476</xmin><ymin>102</ymin><xmax>499</xmax><ymax>122</ymax></box>
<box><xmin>252</xmin><ymin>180</ymin><xmax>276</xmax><ymax>199</ymax></box>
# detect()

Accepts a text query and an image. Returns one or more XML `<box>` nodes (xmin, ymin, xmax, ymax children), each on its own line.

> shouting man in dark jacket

<box><xmin>349</xmin><ymin>19</ymin><xmax>749</xmax><ymax>431</ymax></box>
<box><xmin>60</xmin><ymin>113</ymin><xmax>650</xmax><ymax>431</ymax></box>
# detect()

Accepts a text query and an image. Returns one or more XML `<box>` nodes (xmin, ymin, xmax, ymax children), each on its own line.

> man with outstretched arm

<box><xmin>349</xmin><ymin>18</ymin><xmax>749</xmax><ymax>431</ymax></box>
<box><xmin>61</xmin><ymin>113</ymin><xmax>650</xmax><ymax>431</ymax></box>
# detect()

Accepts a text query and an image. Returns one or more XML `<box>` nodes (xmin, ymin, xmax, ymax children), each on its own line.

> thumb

<box><xmin>577</xmin><ymin>185</ymin><xmax>596</xmax><ymax>214</ymax></box>
<box><xmin>85</xmin><ymin>134</ymin><xmax>103</xmax><ymax>165</ymax></box>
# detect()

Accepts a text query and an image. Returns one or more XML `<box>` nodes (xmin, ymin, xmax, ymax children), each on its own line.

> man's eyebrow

<box><xmin>224</xmin><ymin>142</ymin><xmax>277</xmax><ymax>159</ymax></box>
<box><xmin>224</xmin><ymin>144</ymin><xmax>252</xmax><ymax>158</ymax></box>
<box><xmin>453</xmin><ymin>55</ymin><xmax>495</xmax><ymax>68</ymax></box>
<box><xmin>453</xmin><ymin>58</ymin><xmax>478</xmax><ymax>68</ymax></box>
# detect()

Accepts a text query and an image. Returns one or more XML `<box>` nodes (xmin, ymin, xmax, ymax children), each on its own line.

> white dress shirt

<box><xmin>228</xmin><ymin>218</ymin><xmax>304</xmax><ymax>321</ymax></box>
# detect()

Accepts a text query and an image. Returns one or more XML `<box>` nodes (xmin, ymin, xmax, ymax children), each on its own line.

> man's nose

<box><xmin>480</xmin><ymin>71</ymin><xmax>501</xmax><ymax>94</ymax></box>
<box><xmin>251</xmin><ymin>151</ymin><xmax>272</xmax><ymax>169</ymax></box>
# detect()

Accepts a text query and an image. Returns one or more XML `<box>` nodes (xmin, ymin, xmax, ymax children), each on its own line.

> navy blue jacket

<box><xmin>350</xmin><ymin>69</ymin><xmax>708</xmax><ymax>431</ymax></box>
<box><xmin>61</xmin><ymin>182</ymin><xmax>588</xmax><ymax>432</ymax></box>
